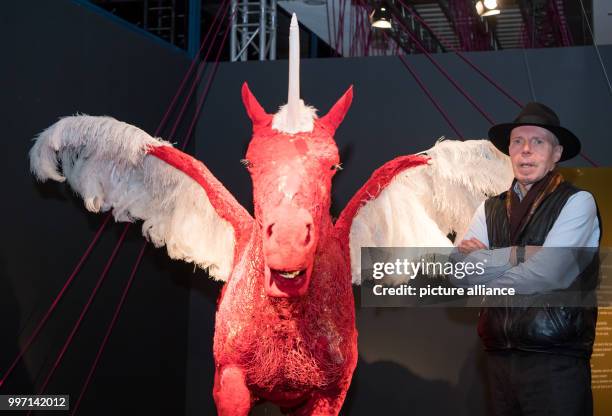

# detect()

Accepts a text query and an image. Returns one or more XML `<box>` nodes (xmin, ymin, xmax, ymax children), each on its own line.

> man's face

<box><xmin>508</xmin><ymin>125</ymin><xmax>563</xmax><ymax>188</ymax></box>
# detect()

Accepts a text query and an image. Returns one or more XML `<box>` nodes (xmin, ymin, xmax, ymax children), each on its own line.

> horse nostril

<box><xmin>304</xmin><ymin>223</ymin><xmax>312</xmax><ymax>246</ymax></box>
<box><xmin>266</xmin><ymin>223</ymin><xmax>274</xmax><ymax>238</ymax></box>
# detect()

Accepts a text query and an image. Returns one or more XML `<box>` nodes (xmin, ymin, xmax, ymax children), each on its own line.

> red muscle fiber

<box><xmin>150</xmin><ymin>83</ymin><xmax>428</xmax><ymax>415</ymax></box>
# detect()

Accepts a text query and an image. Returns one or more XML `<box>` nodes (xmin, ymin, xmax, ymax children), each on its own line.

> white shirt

<box><xmin>454</xmin><ymin>189</ymin><xmax>600</xmax><ymax>294</ymax></box>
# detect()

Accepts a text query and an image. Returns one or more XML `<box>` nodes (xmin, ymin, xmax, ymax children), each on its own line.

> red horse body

<box><xmin>211</xmin><ymin>84</ymin><xmax>357</xmax><ymax>415</ymax></box>
<box><xmin>142</xmin><ymin>83</ymin><xmax>431</xmax><ymax>415</ymax></box>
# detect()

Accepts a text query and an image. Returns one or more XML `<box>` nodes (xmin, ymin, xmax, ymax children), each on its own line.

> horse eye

<box><xmin>331</xmin><ymin>163</ymin><xmax>343</xmax><ymax>171</ymax></box>
<box><xmin>240</xmin><ymin>159</ymin><xmax>252</xmax><ymax>168</ymax></box>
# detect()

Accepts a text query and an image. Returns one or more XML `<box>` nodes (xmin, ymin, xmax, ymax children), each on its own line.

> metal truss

<box><xmin>518</xmin><ymin>0</ymin><xmax>573</xmax><ymax>48</ymax></box>
<box><xmin>230</xmin><ymin>0</ymin><xmax>277</xmax><ymax>61</ymax></box>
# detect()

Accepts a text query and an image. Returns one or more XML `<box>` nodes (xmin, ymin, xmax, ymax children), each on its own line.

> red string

<box><xmin>182</xmin><ymin>11</ymin><xmax>235</xmax><ymax>151</ymax></box>
<box><xmin>156</xmin><ymin>0</ymin><xmax>231</xmax><ymax>137</ymax></box>
<box><xmin>578</xmin><ymin>152</ymin><xmax>600</xmax><ymax>168</ymax></box>
<box><xmin>0</xmin><ymin>0</ymin><xmax>230</xmax><ymax>393</ymax></box>
<box><xmin>70</xmin><ymin>8</ymin><xmax>236</xmax><ymax>414</ymax></box>
<box><xmin>396</xmin><ymin>0</ymin><xmax>524</xmax><ymax>109</ymax></box>
<box><xmin>396</xmin><ymin>19</ymin><xmax>497</xmax><ymax>123</ymax></box>
<box><xmin>384</xmin><ymin>32</ymin><xmax>463</xmax><ymax>139</ymax></box>
<box><xmin>27</xmin><ymin>224</ymin><xmax>131</xmax><ymax>413</ymax></box>
<box><xmin>168</xmin><ymin>0</ymin><xmax>231</xmax><ymax>139</ymax></box>
<box><xmin>70</xmin><ymin>242</ymin><xmax>148</xmax><ymax>416</ymax></box>
<box><xmin>0</xmin><ymin>214</ymin><xmax>112</xmax><ymax>389</ymax></box>
<box><xmin>394</xmin><ymin>0</ymin><xmax>598</xmax><ymax>166</ymax></box>
<box><xmin>398</xmin><ymin>54</ymin><xmax>463</xmax><ymax>138</ymax></box>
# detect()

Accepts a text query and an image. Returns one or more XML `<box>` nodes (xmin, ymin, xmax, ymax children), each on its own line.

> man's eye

<box><xmin>240</xmin><ymin>159</ymin><xmax>252</xmax><ymax>168</ymax></box>
<box><xmin>331</xmin><ymin>163</ymin><xmax>343</xmax><ymax>171</ymax></box>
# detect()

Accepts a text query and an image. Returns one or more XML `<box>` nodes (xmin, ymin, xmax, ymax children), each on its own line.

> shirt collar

<box><xmin>513</xmin><ymin>180</ymin><xmax>525</xmax><ymax>201</ymax></box>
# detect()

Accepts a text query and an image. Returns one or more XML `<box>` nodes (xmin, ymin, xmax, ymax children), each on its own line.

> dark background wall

<box><xmin>1</xmin><ymin>1</ymin><xmax>194</xmax><ymax>415</ymax></box>
<box><xmin>2</xmin><ymin>1</ymin><xmax>612</xmax><ymax>415</ymax></box>
<box><xmin>187</xmin><ymin>47</ymin><xmax>612</xmax><ymax>415</ymax></box>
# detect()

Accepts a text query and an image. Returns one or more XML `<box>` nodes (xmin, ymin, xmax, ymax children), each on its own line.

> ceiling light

<box><xmin>370</xmin><ymin>3</ymin><xmax>392</xmax><ymax>29</ymax></box>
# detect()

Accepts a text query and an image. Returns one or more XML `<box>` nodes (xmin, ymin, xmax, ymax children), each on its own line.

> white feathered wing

<box><xmin>30</xmin><ymin>115</ymin><xmax>251</xmax><ymax>281</ymax></box>
<box><xmin>344</xmin><ymin>139</ymin><xmax>514</xmax><ymax>284</ymax></box>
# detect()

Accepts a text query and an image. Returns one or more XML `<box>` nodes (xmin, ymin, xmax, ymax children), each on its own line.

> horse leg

<box><xmin>292</xmin><ymin>389</ymin><xmax>348</xmax><ymax>416</ymax></box>
<box><xmin>213</xmin><ymin>366</ymin><xmax>253</xmax><ymax>416</ymax></box>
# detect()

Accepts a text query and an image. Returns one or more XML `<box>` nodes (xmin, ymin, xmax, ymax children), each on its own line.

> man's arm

<box><xmin>541</xmin><ymin>191</ymin><xmax>600</xmax><ymax>247</ymax></box>
<box><xmin>452</xmin><ymin>201</ymin><xmax>513</xmax><ymax>286</ymax></box>
<box><xmin>456</xmin><ymin>192</ymin><xmax>599</xmax><ymax>293</ymax></box>
<box><xmin>485</xmin><ymin>191</ymin><xmax>599</xmax><ymax>293</ymax></box>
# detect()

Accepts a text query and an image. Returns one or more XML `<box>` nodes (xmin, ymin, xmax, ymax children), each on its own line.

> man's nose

<box><xmin>521</xmin><ymin>141</ymin><xmax>532</xmax><ymax>154</ymax></box>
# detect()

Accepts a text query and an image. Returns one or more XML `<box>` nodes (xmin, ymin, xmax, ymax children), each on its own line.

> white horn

<box><xmin>272</xmin><ymin>13</ymin><xmax>316</xmax><ymax>134</ymax></box>
<box><xmin>287</xmin><ymin>13</ymin><xmax>300</xmax><ymax>132</ymax></box>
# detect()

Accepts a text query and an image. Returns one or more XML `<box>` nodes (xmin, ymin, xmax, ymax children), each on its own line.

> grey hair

<box><xmin>547</xmin><ymin>131</ymin><xmax>560</xmax><ymax>146</ymax></box>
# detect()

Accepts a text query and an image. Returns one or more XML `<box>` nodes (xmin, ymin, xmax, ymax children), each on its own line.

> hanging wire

<box><xmin>182</xmin><ymin>9</ymin><xmax>235</xmax><ymax>150</ymax></box>
<box><xmin>396</xmin><ymin>0</ymin><xmax>524</xmax><ymax>108</ymax></box>
<box><xmin>70</xmin><ymin>8</ymin><xmax>237</xmax><ymax>414</ymax></box>
<box><xmin>577</xmin><ymin>0</ymin><xmax>612</xmax><ymax>97</ymax></box>
<box><xmin>387</xmin><ymin>5</ymin><xmax>497</xmax><ymax>124</ymax></box>
<box><xmin>0</xmin><ymin>0</ymin><xmax>232</xmax><ymax>393</ymax></box>
<box><xmin>397</xmin><ymin>54</ymin><xmax>464</xmax><ymax>139</ymax></box>
<box><xmin>375</xmin><ymin>0</ymin><xmax>601</xmax><ymax>167</ymax></box>
<box><xmin>384</xmin><ymin>32</ymin><xmax>464</xmax><ymax>138</ymax></box>
<box><xmin>69</xmin><ymin>243</ymin><xmax>148</xmax><ymax>416</ymax></box>
<box><xmin>168</xmin><ymin>0</ymin><xmax>232</xmax><ymax>139</ymax></box>
<box><xmin>522</xmin><ymin>48</ymin><xmax>537</xmax><ymax>102</ymax></box>
<box><xmin>25</xmin><ymin>225</ymin><xmax>131</xmax><ymax>416</ymax></box>
<box><xmin>0</xmin><ymin>213</ymin><xmax>112</xmax><ymax>389</ymax></box>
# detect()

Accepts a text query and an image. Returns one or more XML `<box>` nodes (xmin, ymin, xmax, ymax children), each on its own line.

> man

<box><xmin>456</xmin><ymin>102</ymin><xmax>600</xmax><ymax>416</ymax></box>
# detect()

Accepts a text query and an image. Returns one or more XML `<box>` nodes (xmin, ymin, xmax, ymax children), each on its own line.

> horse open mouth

<box><xmin>274</xmin><ymin>269</ymin><xmax>305</xmax><ymax>279</ymax></box>
<box><xmin>265</xmin><ymin>266</ymin><xmax>312</xmax><ymax>297</ymax></box>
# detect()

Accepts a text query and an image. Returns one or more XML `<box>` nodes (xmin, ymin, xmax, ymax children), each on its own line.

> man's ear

<box><xmin>553</xmin><ymin>145</ymin><xmax>563</xmax><ymax>163</ymax></box>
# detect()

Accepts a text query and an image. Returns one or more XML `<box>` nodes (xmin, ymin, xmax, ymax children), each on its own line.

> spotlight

<box><xmin>370</xmin><ymin>3</ymin><xmax>392</xmax><ymax>29</ymax></box>
<box><xmin>475</xmin><ymin>0</ymin><xmax>500</xmax><ymax>16</ymax></box>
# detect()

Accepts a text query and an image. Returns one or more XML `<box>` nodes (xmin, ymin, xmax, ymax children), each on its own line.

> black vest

<box><xmin>477</xmin><ymin>181</ymin><xmax>598</xmax><ymax>358</ymax></box>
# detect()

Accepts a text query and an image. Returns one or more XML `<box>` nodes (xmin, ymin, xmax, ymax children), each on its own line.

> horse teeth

<box><xmin>279</xmin><ymin>271</ymin><xmax>300</xmax><ymax>279</ymax></box>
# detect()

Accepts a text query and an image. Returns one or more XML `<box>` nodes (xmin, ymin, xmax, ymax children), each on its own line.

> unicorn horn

<box><xmin>287</xmin><ymin>13</ymin><xmax>300</xmax><ymax>132</ymax></box>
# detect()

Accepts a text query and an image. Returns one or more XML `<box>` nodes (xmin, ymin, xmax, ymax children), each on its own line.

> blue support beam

<box><xmin>188</xmin><ymin>0</ymin><xmax>202</xmax><ymax>59</ymax></box>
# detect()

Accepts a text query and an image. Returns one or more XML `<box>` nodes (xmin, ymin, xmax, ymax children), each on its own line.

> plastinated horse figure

<box><xmin>29</xmin><ymin>14</ymin><xmax>513</xmax><ymax>415</ymax></box>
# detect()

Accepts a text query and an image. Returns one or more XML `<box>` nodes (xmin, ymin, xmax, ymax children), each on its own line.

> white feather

<box><xmin>349</xmin><ymin>139</ymin><xmax>513</xmax><ymax>284</ymax></box>
<box><xmin>271</xmin><ymin>101</ymin><xmax>317</xmax><ymax>134</ymax></box>
<box><xmin>30</xmin><ymin>115</ymin><xmax>236</xmax><ymax>281</ymax></box>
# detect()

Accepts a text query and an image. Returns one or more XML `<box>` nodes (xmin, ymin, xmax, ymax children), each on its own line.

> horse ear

<box><xmin>319</xmin><ymin>86</ymin><xmax>353</xmax><ymax>132</ymax></box>
<box><xmin>242</xmin><ymin>82</ymin><xmax>272</xmax><ymax>126</ymax></box>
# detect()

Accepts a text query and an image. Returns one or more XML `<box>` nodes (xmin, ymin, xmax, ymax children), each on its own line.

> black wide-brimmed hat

<box><xmin>488</xmin><ymin>102</ymin><xmax>581</xmax><ymax>161</ymax></box>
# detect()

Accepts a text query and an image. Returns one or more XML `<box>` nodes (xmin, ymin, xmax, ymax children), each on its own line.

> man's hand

<box><xmin>525</xmin><ymin>246</ymin><xmax>542</xmax><ymax>259</ymax></box>
<box><xmin>458</xmin><ymin>237</ymin><xmax>487</xmax><ymax>254</ymax></box>
<box><xmin>510</xmin><ymin>245</ymin><xmax>543</xmax><ymax>266</ymax></box>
